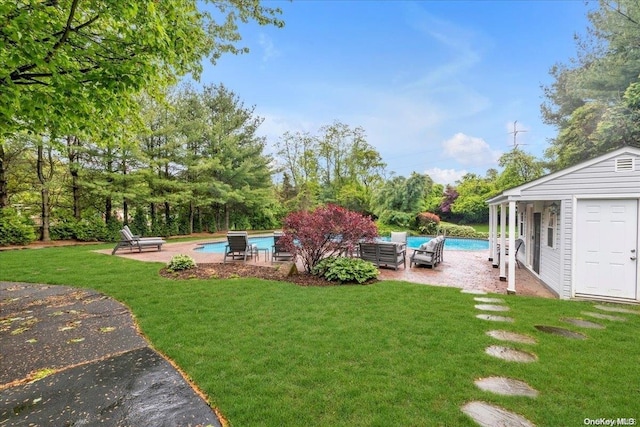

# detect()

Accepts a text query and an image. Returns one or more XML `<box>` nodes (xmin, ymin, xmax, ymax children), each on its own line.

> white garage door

<box><xmin>575</xmin><ymin>199</ymin><xmax>638</xmax><ymax>300</ymax></box>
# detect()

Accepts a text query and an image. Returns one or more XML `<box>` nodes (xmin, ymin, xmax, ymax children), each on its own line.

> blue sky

<box><xmin>198</xmin><ymin>0</ymin><xmax>593</xmax><ymax>184</ymax></box>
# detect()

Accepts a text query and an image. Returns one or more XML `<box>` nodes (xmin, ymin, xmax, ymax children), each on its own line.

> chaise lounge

<box><xmin>112</xmin><ymin>228</ymin><xmax>166</xmax><ymax>255</ymax></box>
<box><xmin>223</xmin><ymin>231</ymin><xmax>258</xmax><ymax>263</ymax></box>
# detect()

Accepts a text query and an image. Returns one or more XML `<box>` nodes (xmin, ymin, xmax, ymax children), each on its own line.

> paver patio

<box><xmin>100</xmin><ymin>238</ymin><xmax>556</xmax><ymax>298</ymax></box>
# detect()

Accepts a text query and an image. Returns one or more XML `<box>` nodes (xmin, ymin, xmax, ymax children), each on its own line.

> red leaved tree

<box><xmin>279</xmin><ymin>204</ymin><xmax>378</xmax><ymax>273</ymax></box>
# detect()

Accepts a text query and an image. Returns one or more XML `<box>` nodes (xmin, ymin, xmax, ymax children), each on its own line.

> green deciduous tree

<box><xmin>496</xmin><ymin>147</ymin><xmax>545</xmax><ymax>190</ymax></box>
<box><xmin>542</xmin><ymin>0</ymin><xmax>640</xmax><ymax>169</ymax></box>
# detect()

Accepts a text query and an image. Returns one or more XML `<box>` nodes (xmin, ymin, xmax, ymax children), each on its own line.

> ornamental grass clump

<box><xmin>167</xmin><ymin>254</ymin><xmax>196</xmax><ymax>272</ymax></box>
<box><xmin>312</xmin><ymin>256</ymin><xmax>378</xmax><ymax>284</ymax></box>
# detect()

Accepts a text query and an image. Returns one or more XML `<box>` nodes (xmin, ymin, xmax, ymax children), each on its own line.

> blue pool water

<box><xmin>381</xmin><ymin>236</ymin><xmax>489</xmax><ymax>251</ymax></box>
<box><xmin>194</xmin><ymin>236</ymin><xmax>488</xmax><ymax>253</ymax></box>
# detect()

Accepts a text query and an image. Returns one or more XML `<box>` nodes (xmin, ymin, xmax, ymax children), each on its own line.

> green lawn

<box><xmin>1</xmin><ymin>246</ymin><xmax>638</xmax><ymax>426</ymax></box>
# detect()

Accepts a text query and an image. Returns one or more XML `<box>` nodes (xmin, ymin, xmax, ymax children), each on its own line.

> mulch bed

<box><xmin>159</xmin><ymin>262</ymin><xmax>362</xmax><ymax>286</ymax></box>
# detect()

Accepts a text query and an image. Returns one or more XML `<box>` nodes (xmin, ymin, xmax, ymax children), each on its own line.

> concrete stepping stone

<box><xmin>485</xmin><ymin>345</ymin><xmax>537</xmax><ymax>363</ymax></box>
<box><xmin>582</xmin><ymin>311</ymin><xmax>627</xmax><ymax>322</ymax></box>
<box><xmin>534</xmin><ymin>325</ymin><xmax>586</xmax><ymax>340</ymax></box>
<box><xmin>594</xmin><ymin>304</ymin><xmax>639</xmax><ymax>315</ymax></box>
<box><xmin>475</xmin><ymin>376</ymin><xmax>539</xmax><ymax>397</ymax></box>
<box><xmin>561</xmin><ymin>317</ymin><xmax>605</xmax><ymax>329</ymax></box>
<box><xmin>462</xmin><ymin>289</ymin><xmax>487</xmax><ymax>295</ymax></box>
<box><xmin>474</xmin><ymin>297</ymin><xmax>505</xmax><ymax>303</ymax></box>
<box><xmin>476</xmin><ymin>314</ymin><xmax>515</xmax><ymax>323</ymax></box>
<box><xmin>461</xmin><ymin>401</ymin><xmax>535</xmax><ymax>427</ymax></box>
<box><xmin>475</xmin><ymin>304</ymin><xmax>510</xmax><ymax>312</ymax></box>
<box><xmin>486</xmin><ymin>330</ymin><xmax>537</xmax><ymax>344</ymax></box>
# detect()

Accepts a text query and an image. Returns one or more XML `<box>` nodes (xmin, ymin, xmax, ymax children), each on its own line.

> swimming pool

<box><xmin>194</xmin><ymin>235</ymin><xmax>488</xmax><ymax>253</ymax></box>
<box><xmin>380</xmin><ymin>236</ymin><xmax>489</xmax><ymax>251</ymax></box>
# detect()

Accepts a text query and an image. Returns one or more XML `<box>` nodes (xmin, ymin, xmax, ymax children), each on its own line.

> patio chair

<box><xmin>390</xmin><ymin>231</ymin><xmax>408</xmax><ymax>250</ymax></box>
<box><xmin>223</xmin><ymin>231</ymin><xmax>258</xmax><ymax>263</ymax></box>
<box><xmin>272</xmin><ymin>231</ymin><xmax>295</xmax><ymax>262</ymax></box>
<box><xmin>410</xmin><ymin>236</ymin><xmax>445</xmax><ymax>268</ymax></box>
<box><xmin>112</xmin><ymin>229</ymin><xmax>165</xmax><ymax>255</ymax></box>
<box><xmin>498</xmin><ymin>238</ymin><xmax>524</xmax><ymax>268</ymax></box>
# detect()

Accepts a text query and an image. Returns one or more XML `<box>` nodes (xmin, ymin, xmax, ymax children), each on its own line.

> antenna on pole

<box><xmin>509</xmin><ymin>120</ymin><xmax>527</xmax><ymax>149</ymax></box>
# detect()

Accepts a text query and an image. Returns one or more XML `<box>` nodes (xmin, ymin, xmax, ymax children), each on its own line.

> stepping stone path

<box><xmin>475</xmin><ymin>304</ymin><xmax>510</xmax><ymax>312</ymax></box>
<box><xmin>475</xmin><ymin>376</ymin><xmax>539</xmax><ymax>397</ymax></box>
<box><xmin>582</xmin><ymin>311</ymin><xmax>627</xmax><ymax>322</ymax></box>
<box><xmin>594</xmin><ymin>304</ymin><xmax>639</xmax><ymax>315</ymax></box>
<box><xmin>476</xmin><ymin>314</ymin><xmax>515</xmax><ymax>322</ymax></box>
<box><xmin>485</xmin><ymin>345</ymin><xmax>538</xmax><ymax>363</ymax></box>
<box><xmin>474</xmin><ymin>297</ymin><xmax>505</xmax><ymax>303</ymax></box>
<box><xmin>534</xmin><ymin>325</ymin><xmax>587</xmax><ymax>340</ymax></box>
<box><xmin>461</xmin><ymin>289</ymin><xmax>487</xmax><ymax>295</ymax></box>
<box><xmin>464</xmin><ymin>299</ymin><xmax>635</xmax><ymax>425</ymax></box>
<box><xmin>464</xmin><ymin>293</ymin><xmax>537</xmax><ymax>426</ymax></box>
<box><xmin>561</xmin><ymin>317</ymin><xmax>605</xmax><ymax>329</ymax></box>
<box><xmin>486</xmin><ymin>330</ymin><xmax>537</xmax><ymax>344</ymax></box>
<box><xmin>461</xmin><ymin>401</ymin><xmax>535</xmax><ymax>427</ymax></box>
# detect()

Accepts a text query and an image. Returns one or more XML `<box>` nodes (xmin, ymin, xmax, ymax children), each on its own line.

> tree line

<box><xmin>2</xmin><ymin>0</ymin><xmax>638</xmax><ymax>244</ymax></box>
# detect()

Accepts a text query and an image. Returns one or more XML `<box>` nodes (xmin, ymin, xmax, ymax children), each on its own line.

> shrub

<box><xmin>416</xmin><ymin>212</ymin><xmax>440</xmax><ymax>235</ymax></box>
<box><xmin>49</xmin><ymin>219</ymin><xmax>77</xmax><ymax>240</ymax></box>
<box><xmin>312</xmin><ymin>256</ymin><xmax>378</xmax><ymax>284</ymax></box>
<box><xmin>74</xmin><ymin>217</ymin><xmax>109</xmax><ymax>241</ymax></box>
<box><xmin>0</xmin><ymin>208</ymin><xmax>36</xmax><ymax>246</ymax></box>
<box><xmin>167</xmin><ymin>254</ymin><xmax>196</xmax><ymax>272</ymax></box>
<box><xmin>280</xmin><ymin>204</ymin><xmax>378</xmax><ymax>273</ymax></box>
<box><xmin>438</xmin><ymin>222</ymin><xmax>487</xmax><ymax>238</ymax></box>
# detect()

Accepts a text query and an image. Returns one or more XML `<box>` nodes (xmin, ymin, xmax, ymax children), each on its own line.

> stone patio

<box><xmin>101</xmin><ymin>238</ymin><xmax>557</xmax><ymax>298</ymax></box>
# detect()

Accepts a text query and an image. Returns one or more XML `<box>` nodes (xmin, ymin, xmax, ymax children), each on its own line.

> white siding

<box><xmin>561</xmin><ymin>199</ymin><xmax>573</xmax><ymax>299</ymax></box>
<box><xmin>521</xmin><ymin>155</ymin><xmax>640</xmax><ymax>199</ymax></box>
<box><xmin>518</xmin><ymin>153</ymin><xmax>640</xmax><ymax>299</ymax></box>
<box><xmin>539</xmin><ymin>208</ymin><xmax>562</xmax><ymax>295</ymax></box>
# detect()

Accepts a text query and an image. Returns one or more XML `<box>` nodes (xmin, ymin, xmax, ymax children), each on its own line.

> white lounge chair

<box><xmin>112</xmin><ymin>228</ymin><xmax>165</xmax><ymax>255</ymax></box>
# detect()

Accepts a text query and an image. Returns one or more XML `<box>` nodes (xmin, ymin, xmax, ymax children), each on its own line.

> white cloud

<box><xmin>258</xmin><ymin>33</ymin><xmax>280</xmax><ymax>63</ymax></box>
<box><xmin>442</xmin><ymin>133</ymin><xmax>502</xmax><ymax>166</ymax></box>
<box><xmin>424</xmin><ymin>167</ymin><xmax>468</xmax><ymax>185</ymax></box>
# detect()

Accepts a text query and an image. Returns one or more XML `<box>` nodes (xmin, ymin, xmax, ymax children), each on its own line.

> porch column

<box><xmin>507</xmin><ymin>200</ymin><xmax>516</xmax><ymax>294</ymax></box>
<box><xmin>491</xmin><ymin>204</ymin><xmax>499</xmax><ymax>268</ymax></box>
<box><xmin>499</xmin><ymin>203</ymin><xmax>506</xmax><ymax>281</ymax></box>
<box><xmin>488</xmin><ymin>204</ymin><xmax>494</xmax><ymax>262</ymax></box>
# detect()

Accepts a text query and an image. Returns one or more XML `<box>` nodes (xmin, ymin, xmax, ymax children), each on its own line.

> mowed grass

<box><xmin>1</xmin><ymin>246</ymin><xmax>639</xmax><ymax>426</ymax></box>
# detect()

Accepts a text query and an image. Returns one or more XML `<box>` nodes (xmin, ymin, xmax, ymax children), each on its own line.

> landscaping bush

<box><xmin>49</xmin><ymin>219</ymin><xmax>77</xmax><ymax>240</ymax></box>
<box><xmin>0</xmin><ymin>208</ymin><xmax>36</xmax><ymax>246</ymax></box>
<box><xmin>280</xmin><ymin>204</ymin><xmax>378</xmax><ymax>273</ymax></box>
<box><xmin>74</xmin><ymin>217</ymin><xmax>109</xmax><ymax>241</ymax></box>
<box><xmin>438</xmin><ymin>222</ymin><xmax>487</xmax><ymax>238</ymax></box>
<box><xmin>167</xmin><ymin>254</ymin><xmax>196</xmax><ymax>272</ymax></box>
<box><xmin>312</xmin><ymin>256</ymin><xmax>378</xmax><ymax>284</ymax></box>
<box><xmin>416</xmin><ymin>212</ymin><xmax>440</xmax><ymax>235</ymax></box>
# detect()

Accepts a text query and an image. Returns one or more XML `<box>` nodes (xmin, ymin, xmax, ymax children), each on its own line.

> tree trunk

<box><xmin>37</xmin><ymin>144</ymin><xmax>50</xmax><ymax>241</ymax></box>
<box><xmin>67</xmin><ymin>135</ymin><xmax>81</xmax><ymax>220</ymax></box>
<box><xmin>105</xmin><ymin>196</ymin><xmax>112</xmax><ymax>223</ymax></box>
<box><xmin>123</xmin><ymin>199</ymin><xmax>129</xmax><ymax>225</ymax></box>
<box><xmin>121</xmin><ymin>157</ymin><xmax>128</xmax><ymax>224</ymax></box>
<box><xmin>224</xmin><ymin>204</ymin><xmax>230</xmax><ymax>230</ymax></box>
<box><xmin>188</xmin><ymin>201</ymin><xmax>194</xmax><ymax>234</ymax></box>
<box><xmin>150</xmin><ymin>203</ymin><xmax>156</xmax><ymax>232</ymax></box>
<box><xmin>0</xmin><ymin>143</ymin><xmax>7</xmax><ymax>208</ymax></box>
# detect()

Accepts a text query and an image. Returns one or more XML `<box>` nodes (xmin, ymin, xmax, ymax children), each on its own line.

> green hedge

<box><xmin>0</xmin><ymin>208</ymin><xmax>36</xmax><ymax>246</ymax></box>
